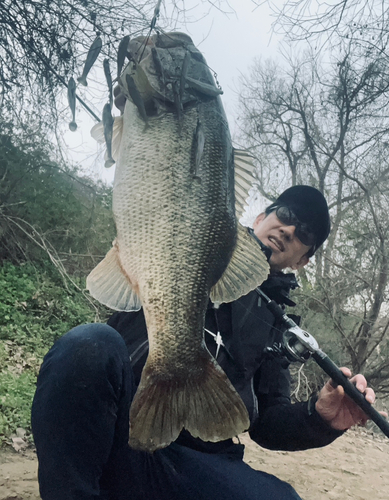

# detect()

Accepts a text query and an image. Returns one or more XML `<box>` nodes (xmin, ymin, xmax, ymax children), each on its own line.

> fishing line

<box><xmin>135</xmin><ymin>0</ymin><xmax>163</xmax><ymax>63</ymax></box>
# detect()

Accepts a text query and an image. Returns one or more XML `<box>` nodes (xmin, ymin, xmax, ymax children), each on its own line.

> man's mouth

<box><xmin>268</xmin><ymin>236</ymin><xmax>284</xmax><ymax>252</ymax></box>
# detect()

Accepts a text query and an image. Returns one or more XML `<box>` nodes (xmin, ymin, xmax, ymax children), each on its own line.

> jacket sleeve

<box><xmin>249</xmin><ymin>357</ymin><xmax>344</xmax><ymax>451</ymax></box>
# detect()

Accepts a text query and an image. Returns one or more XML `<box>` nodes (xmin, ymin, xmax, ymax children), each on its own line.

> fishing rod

<box><xmin>257</xmin><ymin>288</ymin><xmax>389</xmax><ymax>438</ymax></box>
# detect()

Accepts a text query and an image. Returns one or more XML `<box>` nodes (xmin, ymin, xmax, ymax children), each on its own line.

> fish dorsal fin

<box><xmin>210</xmin><ymin>222</ymin><xmax>269</xmax><ymax>304</ymax></box>
<box><xmin>234</xmin><ymin>149</ymin><xmax>256</xmax><ymax>219</ymax></box>
<box><xmin>90</xmin><ymin>116</ymin><xmax>124</xmax><ymax>165</ymax></box>
<box><xmin>86</xmin><ymin>241</ymin><xmax>142</xmax><ymax>312</ymax></box>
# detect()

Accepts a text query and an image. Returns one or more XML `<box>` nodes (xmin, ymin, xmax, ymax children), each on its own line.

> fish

<box><xmin>150</xmin><ymin>0</ymin><xmax>162</xmax><ymax>29</ymax></box>
<box><xmin>102</xmin><ymin>103</ymin><xmax>115</xmax><ymax>168</ymax></box>
<box><xmin>193</xmin><ymin>118</ymin><xmax>205</xmax><ymax>179</ymax></box>
<box><xmin>186</xmin><ymin>76</ymin><xmax>224</xmax><ymax>97</ymax></box>
<box><xmin>87</xmin><ymin>31</ymin><xmax>269</xmax><ymax>453</ymax></box>
<box><xmin>151</xmin><ymin>47</ymin><xmax>164</xmax><ymax>79</ymax></box>
<box><xmin>125</xmin><ymin>74</ymin><xmax>148</xmax><ymax>125</ymax></box>
<box><xmin>77</xmin><ymin>35</ymin><xmax>102</xmax><ymax>86</ymax></box>
<box><xmin>67</xmin><ymin>77</ymin><xmax>77</xmax><ymax>131</ymax></box>
<box><xmin>117</xmin><ymin>35</ymin><xmax>130</xmax><ymax>80</ymax></box>
<box><xmin>180</xmin><ymin>50</ymin><xmax>191</xmax><ymax>101</ymax></box>
<box><xmin>103</xmin><ymin>58</ymin><xmax>113</xmax><ymax>109</ymax></box>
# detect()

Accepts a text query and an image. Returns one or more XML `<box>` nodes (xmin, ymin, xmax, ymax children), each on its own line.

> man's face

<box><xmin>253</xmin><ymin>211</ymin><xmax>312</xmax><ymax>272</ymax></box>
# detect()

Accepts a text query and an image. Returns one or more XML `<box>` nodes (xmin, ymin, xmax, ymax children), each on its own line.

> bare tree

<box><xmin>1</xmin><ymin>1</ymin><xmax>162</xmax><ymax>125</ymax></box>
<box><xmin>264</xmin><ymin>0</ymin><xmax>389</xmax><ymax>55</ymax></box>
<box><xmin>0</xmin><ymin>0</ymin><xmax>232</xmax><ymax>133</ymax></box>
<box><xmin>237</xmin><ymin>40</ymin><xmax>389</xmax><ymax>389</ymax></box>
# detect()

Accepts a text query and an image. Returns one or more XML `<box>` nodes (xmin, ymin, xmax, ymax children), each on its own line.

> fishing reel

<box><xmin>280</xmin><ymin>325</ymin><xmax>319</xmax><ymax>364</ymax></box>
<box><xmin>265</xmin><ymin>324</ymin><xmax>319</xmax><ymax>365</ymax></box>
<box><xmin>257</xmin><ymin>286</ymin><xmax>319</xmax><ymax>364</ymax></box>
<box><xmin>257</xmin><ymin>286</ymin><xmax>389</xmax><ymax>439</ymax></box>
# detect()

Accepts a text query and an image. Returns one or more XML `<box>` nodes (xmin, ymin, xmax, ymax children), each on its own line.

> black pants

<box><xmin>31</xmin><ymin>324</ymin><xmax>302</xmax><ymax>500</ymax></box>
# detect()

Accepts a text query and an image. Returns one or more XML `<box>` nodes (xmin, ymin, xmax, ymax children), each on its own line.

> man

<box><xmin>31</xmin><ymin>186</ymin><xmax>378</xmax><ymax>500</ymax></box>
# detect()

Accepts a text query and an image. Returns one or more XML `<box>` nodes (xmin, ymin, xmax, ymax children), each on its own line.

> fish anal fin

<box><xmin>210</xmin><ymin>222</ymin><xmax>270</xmax><ymax>304</ymax></box>
<box><xmin>86</xmin><ymin>243</ymin><xmax>141</xmax><ymax>311</ymax></box>
<box><xmin>129</xmin><ymin>352</ymin><xmax>249</xmax><ymax>452</ymax></box>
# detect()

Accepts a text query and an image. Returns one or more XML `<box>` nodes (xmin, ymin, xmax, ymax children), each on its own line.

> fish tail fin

<box><xmin>104</xmin><ymin>158</ymin><xmax>115</xmax><ymax>168</ymax></box>
<box><xmin>77</xmin><ymin>76</ymin><xmax>88</xmax><ymax>86</ymax></box>
<box><xmin>129</xmin><ymin>353</ymin><xmax>249</xmax><ymax>452</ymax></box>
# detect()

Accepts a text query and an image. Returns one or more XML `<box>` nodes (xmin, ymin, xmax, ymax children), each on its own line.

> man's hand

<box><xmin>315</xmin><ymin>367</ymin><xmax>388</xmax><ymax>430</ymax></box>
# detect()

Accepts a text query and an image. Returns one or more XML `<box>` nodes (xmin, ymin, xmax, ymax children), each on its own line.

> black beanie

<box><xmin>266</xmin><ymin>185</ymin><xmax>331</xmax><ymax>254</ymax></box>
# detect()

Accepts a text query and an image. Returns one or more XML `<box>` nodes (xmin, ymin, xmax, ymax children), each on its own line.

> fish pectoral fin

<box><xmin>128</xmin><ymin>352</ymin><xmax>249</xmax><ymax>452</ymax></box>
<box><xmin>86</xmin><ymin>244</ymin><xmax>141</xmax><ymax>311</ymax></box>
<box><xmin>210</xmin><ymin>222</ymin><xmax>270</xmax><ymax>304</ymax></box>
<box><xmin>90</xmin><ymin>121</ymin><xmax>105</xmax><ymax>143</ymax></box>
<box><xmin>234</xmin><ymin>149</ymin><xmax>256</xmax><ymax>219</ymax></box>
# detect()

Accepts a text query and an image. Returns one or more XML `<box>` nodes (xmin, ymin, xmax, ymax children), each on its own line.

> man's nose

<box><xmin>280</xmin><ymin>224</ymin><xmax>296</xmax><ymax>240</ymax></box>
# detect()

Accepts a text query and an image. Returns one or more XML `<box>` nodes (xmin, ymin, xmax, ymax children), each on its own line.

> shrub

<box><xmin>0</xmin><ymin>261</ymin><xmax>105</xmax><ymax>444</ymax></box>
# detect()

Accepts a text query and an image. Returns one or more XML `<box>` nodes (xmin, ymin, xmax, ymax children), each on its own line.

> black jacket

<box><xmin>107</xmin><ymin>272</ymin><xmax>342</xmax><ymax>453</ymax></box>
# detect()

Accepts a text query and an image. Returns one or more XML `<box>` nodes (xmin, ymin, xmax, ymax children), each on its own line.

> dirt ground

<box><xmin>0</xmin><ymin>428</ymin><xmax>388</xmax><ymax>500</ymax></box>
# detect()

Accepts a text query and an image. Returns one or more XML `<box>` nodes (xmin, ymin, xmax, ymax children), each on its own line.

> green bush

<box><xmin>0</xmin><ymin>261</ymin><xmax>103</xmax><ymax>444</ymax></box>
<box><xmin>0</xmin><ymin>121</ymin><xmax>115</xmax><ymax>445</ymax></box>
<box><xmin>0</xmin><ymin>120</ymin><xmax>115</xmax><ymax>271</ymax></box>
<box><xmin>0</xmin><ymin>371</ymin><xmax>37</xmax><ymax>441</ymax></box>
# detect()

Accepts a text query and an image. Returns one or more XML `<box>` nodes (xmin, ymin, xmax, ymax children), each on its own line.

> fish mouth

<box><xmin>268</xmin><ymin>236</ymin><xmax>284</xmax><ymax>252</ymax></box>
<box><xmin>119</xmin><ymin>30</ymin><xmax>221</xmax><ymax>122</ymax></box>
<box><xmin>122</xmin><ymin>32</ymin><xmax>200</xmax><ymax>109</ymax></box>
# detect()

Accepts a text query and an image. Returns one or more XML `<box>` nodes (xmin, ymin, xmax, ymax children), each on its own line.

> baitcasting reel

<box><xmin>257</xmin><ymin>287</ymin><xmax>389</xmax><ymax>439</ymax></box>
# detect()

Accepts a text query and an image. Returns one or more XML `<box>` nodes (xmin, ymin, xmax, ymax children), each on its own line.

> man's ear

<box><xmin>253</xmin><ymin>213</ymin><xmax>265</xmax><ymax>229</ymax></box>
<box><xmin>292</xmin><ymin>254</ymin><xmax>310</xmax><ymax>270</ymax></box>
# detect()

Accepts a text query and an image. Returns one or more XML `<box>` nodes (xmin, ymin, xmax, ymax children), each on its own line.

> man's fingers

<box><xmin>329</xmin><ymin>366</ymin><xmax>351</xmax><ymax>388</ymax></box>
<box><xmin>329</xmin><ymin>369</ymin><xmax>376</xmax><ymax>410</ymax></box>
<box><xmin>364</xmin><ymin>387</ymin><xmax>375</xmax><ymax>404</ymax></box>
<box><xmin>340</xmin><ymin>366</ymin><xmax>352</xmax><ymax>378</ymax></box>
<box><xmin>350</xmin><ymin>373</ymin><xmax>368</xmax><ymax>393</ymax></box>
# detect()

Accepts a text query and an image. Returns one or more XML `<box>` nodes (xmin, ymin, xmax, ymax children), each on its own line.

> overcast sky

<box><xmin>62</xmin><ymin>0</ymin><xmax>281</xmax><ymax>184</ymax></box>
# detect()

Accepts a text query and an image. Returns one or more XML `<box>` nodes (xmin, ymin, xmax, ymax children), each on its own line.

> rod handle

<box><xmin>312</xmin><ymin>350</ymin><xmax>389</xmax><ymax>438</ymax></box>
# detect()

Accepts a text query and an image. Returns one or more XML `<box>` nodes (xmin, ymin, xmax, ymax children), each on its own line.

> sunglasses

<box><xmin>272</xmin><ymin>206</ymin><xmax>316</xmax><ymax>248</ymax></box>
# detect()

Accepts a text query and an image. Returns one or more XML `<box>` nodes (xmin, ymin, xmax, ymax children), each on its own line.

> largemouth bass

<box><xmin>88</xmin><ymin>32</ymin><xmax>269</xmax><ymax>452</ymax></box>
<box><xmin>78</xmin><ymin>35</ymin><xmax>102</xmax><ymax>87</ymax></box>
<box><xmin>67</xmin><ymin>77</ymin><xmax>77</xmax><ymax>132</ymax></box>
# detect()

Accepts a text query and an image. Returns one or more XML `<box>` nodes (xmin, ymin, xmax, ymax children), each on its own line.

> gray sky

<box><xmin>62</xmin><ymin>0</ymin><xmax>281</xmax><ymax>184</ymax></box>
